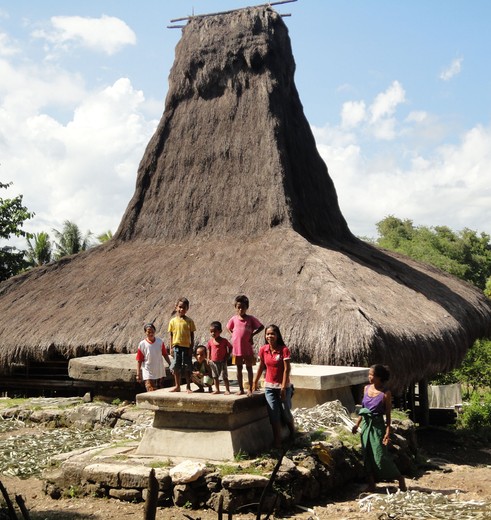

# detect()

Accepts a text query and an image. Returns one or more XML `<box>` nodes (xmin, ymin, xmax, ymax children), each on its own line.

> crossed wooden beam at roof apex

<box><xmin>168</xmin><ymin>0</ymin><xmax>297</xmax><ymax>29</ymax></box>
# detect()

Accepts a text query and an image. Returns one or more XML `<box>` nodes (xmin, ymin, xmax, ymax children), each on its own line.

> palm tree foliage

<box><xmin>26</xmin><ymin>231</ymin><xmax>52</xmax><ymax>266</ymax></box>
<box><xmin>52</xmin><ymin>220</ymin><xmax>93</xmax><ymax>260</ymax></box>
<box><xmin>97</xmin><ymin>230</ymin><xmax>113</xmax><ymax>243</ymax></box>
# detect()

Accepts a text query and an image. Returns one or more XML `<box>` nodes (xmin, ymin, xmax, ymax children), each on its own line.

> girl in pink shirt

<box><xmin>227</xmin><ymin>294</ymin><xmax>264</xmax><ymax>395</ymax></box>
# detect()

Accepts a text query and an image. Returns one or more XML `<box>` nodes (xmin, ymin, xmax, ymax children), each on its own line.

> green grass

<box><xmin>328</xmin><ymin>426</ymin><xmax>361</xmax><ymax>449</ymax></box>
<box><xmin>150</xmin><ymin>459</ymin><xmax>173</xmax><ymax>468</ymax></box>
<box><xmin>216</xmin><ymin>463</ymin><xmax>265</xmax><ymax>477</ymax></box>
<box><xmin>0</xmin><ymin>397</ymin><xmax>28</xmax><ymax>409</ymax></box>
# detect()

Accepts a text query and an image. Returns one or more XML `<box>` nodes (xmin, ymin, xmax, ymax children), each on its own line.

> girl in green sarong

<box><xmin>352</xmin><ymin>364</ymin><xmax>407</xmax><ymax>492</ymax></box>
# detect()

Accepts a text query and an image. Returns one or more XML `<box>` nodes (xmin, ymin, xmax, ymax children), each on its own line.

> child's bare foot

<box><xmin>224</xmin><ymin>391</ymin><xmax>231</xmax><ymax>395</ymax></box>
<box><xmin>169</xmin><ymin>386</ymin><xmax>180</xmax><ymax>392</ymax></box>
<box><xmin>186</xmin><ymin>388</ymin><xmax>193</xmax><ymax>394</ymax></box>
<box><xmin>237</xmin><ymin>390</ymin><xmax>245</xmax><ymax>395</ymax></box>
<box><xmin>212</xmin><ymin>390</ymin><xmax>220</xmax><ymax>395</ymax></box>
<box><xmin>247</xmin><ymin>389</ymin><xmax>253</xmax><ymax>396</ymax></box>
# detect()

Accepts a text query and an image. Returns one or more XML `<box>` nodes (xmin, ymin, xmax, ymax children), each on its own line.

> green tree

<box><xmin>97</xmin><ymin>230</ymin><xmax>113</xmax><ymax>243</ymax></box>
<box><xmin>0</xmin><ymin>181</ymin><xmax>34</xmax><ymax>281</ymax></box>
<box><xmin>375</xmin><ymin>216</ymin><xmax>491</xmax><ymax>396</ymax></box>
<box><xmin>375</xmin><ymin>216</ymin><xmax>491</xmax><ymax>290</ymax></box>
<box><xmin>52</xmin><ymin>220</ymin><xmax>93</xmax><ymax>260</ymax></box>
<box><xmin>457</xmin><ymin>339</ymin><xmax>491</xmax><ymax>397</ymax></box>
<box><xmin>485</xmin><ymin>277</ymin><xmax>491</xmax><ymax>299</ymax></box>
<box><xmin>26</xmin><ymin>231</ymin><xmax>52</xmax><ymax>266</ymax></box>
<box><xmin>433</xmin><ymin>339</ymin><xmax>491</xmax><ymax>398</ymax></box>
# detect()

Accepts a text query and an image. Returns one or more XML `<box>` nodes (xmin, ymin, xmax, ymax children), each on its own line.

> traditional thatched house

<box><xmin>0</xmin><ymin>6</ymin><xmax>490</xmax><ymax>394</ymax></box>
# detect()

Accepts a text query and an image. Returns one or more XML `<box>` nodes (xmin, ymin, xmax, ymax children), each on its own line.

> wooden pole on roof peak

<box><xmin>169</xmin><ymin>0</ymin><xmax>297</xmax><ymax>24</ymax></box>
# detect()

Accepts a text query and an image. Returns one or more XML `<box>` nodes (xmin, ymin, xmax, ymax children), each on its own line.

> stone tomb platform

<box><xmin>135</xmin><ymin>390</ymin><xmax>273</xmax><ymax>461</ymax></box>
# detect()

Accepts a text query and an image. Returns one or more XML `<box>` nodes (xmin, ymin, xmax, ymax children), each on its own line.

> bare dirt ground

<box><xmin>1</xmin><ymin>427</ymin><xmax>490</xmax><ymax>520</ymax></box>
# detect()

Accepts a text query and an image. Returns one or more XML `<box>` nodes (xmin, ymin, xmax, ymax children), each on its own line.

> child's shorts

<box><xmin>172</xmin><ymin>345</ymin><xmax>192</xmax><ymax>371</ymax></box>
<box><xmin>209</xmin><ymin>360</ymin><xmax>228</xmax><ymax>379</ymax></box>
<box><xmin>232</xmin><ymin>355</ymin><xmax>256</xmax><ymax>367</ymax></box>
<box><xmin>144</xmin><ymin>378</ymin><xmax>164</xmax><ymax>392</ymax></box>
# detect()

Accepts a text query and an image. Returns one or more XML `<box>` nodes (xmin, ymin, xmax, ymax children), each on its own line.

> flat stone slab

<box><xmin>68</xmin><ymin>354</ymin><xmax>138</xmax><ymax>382</ymax></box>
<box><xmin>69</xmin><ymin>356</ymin><xmax>367</xmax><ymax>392</ymax></box>
<box><xmin>227</xmin><ymin>363</ymin><xmax>369</xmax><ymax>390</ymax></box>
<box><xmin>136</xmin><ymin>388</ymin><xmax>267</xmax><ymax>429</ymax></box>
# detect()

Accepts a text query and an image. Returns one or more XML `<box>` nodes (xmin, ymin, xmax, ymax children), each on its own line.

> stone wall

<box><xmin>0</xmin><ymin>397</ymin><xmax>418</xmax><ymax>514</ymax></box>
<box><xmin>42</xmin><ymin>423</ymin><xmax>418</xmax><ymax>514</ymax></box>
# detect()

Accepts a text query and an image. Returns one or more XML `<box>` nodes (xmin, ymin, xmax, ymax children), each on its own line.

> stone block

<box><xmin>82</xmin><ymin>463</ymin><xmax>129</xmax><ymax>487</ymax></box>
<box><xmin>221</xmin><ymin>474</ymin><xmax>269</xmax><ymax>489</ymax></box>
<box><xmin>68</xmin><ymin>354</ymin><xmax>137</xmax><ymax>382</ymax></box>
<box><xmin>119</xmin><ymin>466</ymin><xmax>152</xmax><ymax>488</ymax></box>
<box><xmin>108</xmin><ymin>488</ymin><xmax>142</xmax><ymax>502</ymax></box>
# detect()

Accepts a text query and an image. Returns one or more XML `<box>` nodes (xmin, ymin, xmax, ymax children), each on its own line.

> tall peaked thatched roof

<box><xmin>115</xmin><ymin>7</ymin><xmax>350</xmax><ymax>244</ymax></box>
<box><xmin>0</xmin><ymin>7</ymin><xmax>490</xmax><ymax>393</ymax></box>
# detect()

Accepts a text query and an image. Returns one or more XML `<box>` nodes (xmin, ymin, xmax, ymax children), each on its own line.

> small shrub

<box><xmin>234</xmin><ymin>449</ymin><xmax>248</xmax><ymax>462</ymax></box>
<box><xmin>63</xmin><ymin>485</ymin><xmax>82</xmax><ymax>499</ymax></box>
<box><xmin>456</xmin><ymin>392</ymin><xmax>491</xmax><ymax>440</ymax></box>
<box><xmin>309</xmin><ymin>428</ymin><xmax>328</xmax><ymax>441</ymax></box>
<box><xmin>392</xmin><ymin>408</ymin><xmax>411</xmax><ymax>421</ymax></box>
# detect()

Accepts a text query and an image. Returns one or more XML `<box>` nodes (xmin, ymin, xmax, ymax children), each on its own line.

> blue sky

<box><xmin>1</xmin><ymin>0</ymin><xmax>491</xmax><ymax>246</ymax></box>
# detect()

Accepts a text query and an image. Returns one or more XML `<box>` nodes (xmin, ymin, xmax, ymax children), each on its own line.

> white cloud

<box><xmin>341</xmin><ymin>100</ymin><xmax>366</xmax><ymax>128</ymax></box>
<box><xmin>406</xmin><ymin>111</ymin><xmax>427</xmax><ymax>123</ymax></box>
<box><xmin>1</xmin><ymin>55</ymin><xmax>158</xmax><ymax>245</ymax></box>
<box><xmin>32</xmin><ymin>15</ymin><xmax>136</xmax><ymax>55</ymax></box>
<box><xmin>369</xmin><ymin>80</ymin><xmax>405</xmax><ymax>123</ymax></box>
<box><xmin>337</xmin><ymin>81</ymin><xmax>406</xmax><ymax>141</ymax></box>
<box><xmin>313</xmin><ymin>115</ymin><xmax>491</xmax><ymax>239</ymax></box>
<box><xmin>440</xmin><ymin>57</ymin><xmax>463</xmax><ymax>81</ymax></box>
<box><xmin>0</xmin><ymin>31</ymin><xmax>18</xmax><ymax>56</ymax></box>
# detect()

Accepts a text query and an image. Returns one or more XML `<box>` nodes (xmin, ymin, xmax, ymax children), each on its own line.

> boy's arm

<box><xmin>162</xmin><ymin>344</ymin><xmax>171</xmax><ymax>366</ymax></box>
<box><xmin>252</xmin><ymin>324</ymin><xmax>264</xmax><ymax>338</ymax></box>
<box><xmin>136</xmin><ymin>359</ymin><xmax>143</xmax><ymax>383</ymax></box>
<box><xmin>190</xmin><ymin>332</ymin><xmax>194</xmax><ymax>348</ymax></box>
<box><xmin>169</xmin><ymin>332</ymin><xmax>175</xmax><ymax>358</ymax></box>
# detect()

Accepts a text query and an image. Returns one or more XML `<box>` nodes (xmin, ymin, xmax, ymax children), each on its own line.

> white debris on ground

<box><xmin>358</xmin><ymin>490</ymin><xmax>491</xmax><ymax>519</ymax></box>
<box><xmin>292</xmin><ymin>400</ymin><xmax>356</xmax><ymax>432</ymax></box>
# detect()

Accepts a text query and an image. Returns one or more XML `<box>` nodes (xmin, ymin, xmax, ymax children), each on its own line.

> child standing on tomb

<box><xmin>351</xmin><ymin>364</ymin><xmax>407</xmax><ymax>492</ymax></box>
<box><xmin>168</xmin><ymin>297</ymin><xmax>196</xmax><ymax>393</ymax></box>
<box><xmin>136</xmin><ymin>323</ymin><xmax>171</xmax><ymax>392</ymax></box>
<box><xmin>207</xmin><ymin>321</ymin><xmax>232</xmax><ymax>394</ymax></box>
<box><xmin>252</xmin><ymin>324</ymin><xmax>295</xmax><ymax>448</ymax></box>
<box><xmin>191</xmin><ymin>345</ymin><xmax>214</xmax><ymax>392</ymax></box>
<box><xmin>227</xmin><ymin>295</ymin><xmax>264</xmax><ymax>396</ymax></box>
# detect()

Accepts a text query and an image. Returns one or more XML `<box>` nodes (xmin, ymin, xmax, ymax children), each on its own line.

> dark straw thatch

<box><xmin>0</xmin><ymin>7</ymin><xmax>490</xmax><ymax>392</ymax></box>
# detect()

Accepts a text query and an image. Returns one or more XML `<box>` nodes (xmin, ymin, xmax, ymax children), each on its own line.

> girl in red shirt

<box><xmin>252</xmin><ymin>324</ymin><xmax>295</xmax><ymax>448</ymax></box>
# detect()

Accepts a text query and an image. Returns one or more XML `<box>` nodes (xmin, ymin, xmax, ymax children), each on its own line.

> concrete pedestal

<box><xmin>135</xmin><ymin>390</ymin><xmax>273</xmax><ymax>460</ymax></box>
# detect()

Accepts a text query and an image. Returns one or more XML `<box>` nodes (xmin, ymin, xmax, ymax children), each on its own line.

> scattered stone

<box><xmin>108</xmin><ymin>488</ymin><xmax>142</xmax><ymax>502</ymax></box>
<box><xmin>169</xmin><ymin>460</ymin><xmax>206</xmax><ymax>484</ymax></box>
<box><xmin>221</xmin><ymin>474</ymin><xmax>269</xmax><ymax>489</ymax></box>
